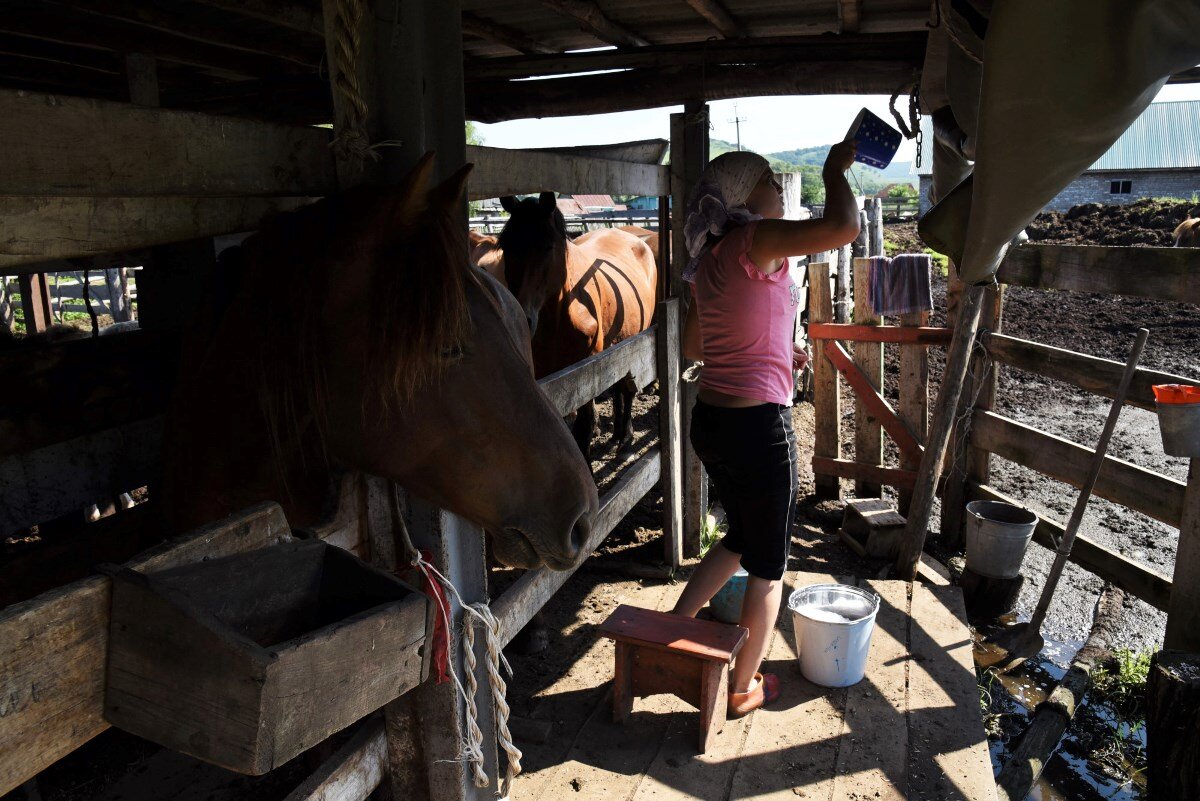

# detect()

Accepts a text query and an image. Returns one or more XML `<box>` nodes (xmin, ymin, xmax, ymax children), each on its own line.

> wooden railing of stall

<box><xmin>0</xmin><ymin>96</ymin><xmax>685</xmax><ymax>800</ymax></box>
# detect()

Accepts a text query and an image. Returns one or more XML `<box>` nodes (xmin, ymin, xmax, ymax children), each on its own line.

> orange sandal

<box><xmin>728</xmin><ymin>672</ymin><xmax>780</xmax><ymax>717</ymax></box>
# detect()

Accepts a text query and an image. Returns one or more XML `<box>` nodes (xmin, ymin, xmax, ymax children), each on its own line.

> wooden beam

<box><xmin>538</xmin><ymin>0</ymin><xmax>649</xmax><ymax>47</ymax></box>
<box><xmin>0</xmin><ymin>195</ymin><xmax>311</xmax><ymax>271</ymax></box>
<box><xmin>837</xmin><ymin>0</ymin><xmax>861</xmax><ymax>33</ymax></box>
<box><xmin>683</xmin><ymin>0</ymin><xmax>744</xmax><ymax>38</ymax></box>
<box><xmin>493</xmin><ymin>449</ymin><xmax>662</xmax><ymax>646</ymax></box>
<box><xmin>1166</xmin><ymin>462</ymin><xmax>1200</xmax><ymax>651</ymax></box>
<box><xmin>0</xmin><ymin>89</ymin><xmax>336</xmax><ymax>196</ymax></box>
<box><xmin>895</xmin><ymin>284</ymin><xmax>986</xmax><ymax>580</ymax></box>
<box><xmin>981</xmin><ymin>331</ymin><xmax>1199</xmax><ymax>413</ymax></box>
<box><xmin>998</xmin><ymin>244</ymin><xmax>1200</xmax><ymax>304</ymax></box>
<box><xmin>463</xmin><ymin>32</ymin><xmax>926</xmax><ymax>81</ymax></box>
<box><xmin>824</xmin><ymin>339</ymin><xmax>924</xmax><ymax>463</ymax></box>
<box><xmin>188</xmin><ymin>0</ymin><xmax>324</xmax><ymax>36</ymax></box>
<box><xmin>0</xmin><ymin>503</ymin><xmax>292</xmax><ymax>797</ymax></box>
<box><xmin>537</xmin><ymin>326</ymin><xmax>657</xmax><ymax>416</ymax></box>
<box><xmin>461</xmin><ymin>11</ymin><xmax>554</xmax><ymax>55</ymax></box>
<box><xmin>968</xmin><ymin>482</ymin><xmax>1172</xmax><ymax>612</ymax></box>
<box><xmin>897</xmin><ymin>309</ymin><xmax>930</xmax><ymax>514</ymax></box>
<box><xmin>535</xmin><ymin>138</ymin><xmax>669</xmax><ymax>165</ymax></box>
<box><xmin>809</xmin><ymin>260</ymin><xmax>841</xmax><ymax>499</ymax></box>
<box><xmin>466</xmin><ymin>145</ymin><xmax>669</xmax><ymax>200</ymax></box>
<box><xmin>466</xmin><ymin>60</ymin><xmax>920</xmax><ymax>122</ymax></box>
<box><xmin>50</xmin><ymin>0</ymin><xmax>322</xmax><ymax>69</ymax></box>
<box><xmin>0</xmin><ymin>330</ymin><xmax>178</xmax><ymax>458</ymax></box>
<box><xmin>808</xmin><ymin>322</ymin><xmax>952</xmax><ymax>344</ymax></box>
<box><xmin>671</xmin><ymin>102</ymin><xmax>709</xmax><ymax>559</ymax></box>
<box><xmin>971</xmin><ymin>410</ymin><xmax>1187</xmax><ymax>528</ymax></box>
<box><xmin>0</xmin><ymin>4</ymin><xmax>306</xmax><ymax>79</ymax></box>
<box><xmin>657</xmin><ymin>302</ymin><xmax>683</xmax><ymax>569</ymax></box>
<box><xmin>852</xmin><ymin>258</ymin><xmax>883</xmax><ymax>496</ymax></box>
<box><xmin>283</xmin><ymin>718</ymin><xmax>386</xmax><ymax>801</ymax></box>
<box><xmin>812</xmin><ymin>457</ymin><xmax>917</xmax><ymax>490</ymax></box>
<box><xmin>17</xmin><ymin>273</ymin><xmax>52</xmax><ymax>333</ymax></box>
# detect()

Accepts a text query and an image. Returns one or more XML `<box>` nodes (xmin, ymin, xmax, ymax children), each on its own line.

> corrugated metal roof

<box><xmin>914</xmin><ymin>100</ymin><xmax>1200</xmax><ymax>176</ymax></box>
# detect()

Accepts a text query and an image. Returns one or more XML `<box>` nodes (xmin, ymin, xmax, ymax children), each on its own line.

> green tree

<box><xmin>887</xmin><ymin>183</ymin><xmax>918</xmax><ymax>199</ymax></box>
<box><xmin>466</xmin><ymin>121</ymin><xmax>484</xmax><ymax>146</ymax></box>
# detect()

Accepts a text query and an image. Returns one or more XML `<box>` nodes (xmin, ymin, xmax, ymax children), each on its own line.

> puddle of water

<box><xmin>973</xmin><ymin>626</ymin><xmax>1146</xmax><ymax>800</ymax></box>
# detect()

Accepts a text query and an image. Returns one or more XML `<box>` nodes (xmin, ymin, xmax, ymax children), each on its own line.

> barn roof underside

<box><xmin>4</xmin><ymin>0</ymin><xmax>934</xmax><ymax>124</ymax></box>
<box><xmin>4</xmin><ymin>1</ymin><xmax>1198</xmax><ymax>125</ymax></box>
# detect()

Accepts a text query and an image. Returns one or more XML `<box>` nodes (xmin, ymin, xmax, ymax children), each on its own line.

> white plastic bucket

<box><xmin>964</xmin><ymin>500</ymin><xmax>1038</xmax><ymax>579</ymax></box>
<box><xmin>788</xmin><ymin>584</ymin><xmax>879</xmax><ymax>688</ymax></box>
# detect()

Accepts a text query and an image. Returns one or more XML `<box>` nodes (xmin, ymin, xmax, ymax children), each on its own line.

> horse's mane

<box><xmin>229</xmin><ymin>184</ymin><xmax>471</xmax><ymax>474</ymax></box>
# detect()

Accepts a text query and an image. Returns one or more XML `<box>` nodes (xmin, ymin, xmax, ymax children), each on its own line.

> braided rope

<box><xmin>329</xmin><ymin>0</ymin><xmax>379</xmax><ymax>164</ymax></box>
<box><xmin>937</xmin><ymin>0</ymin><xmax>984</xmax><ymax>66</ymax></box>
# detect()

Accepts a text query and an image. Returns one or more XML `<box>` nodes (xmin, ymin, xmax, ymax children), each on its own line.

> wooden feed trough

<box><xmin>104</xmin><ymin>538</ymin><xmax>427</xmax><ymax>774</ymax></box>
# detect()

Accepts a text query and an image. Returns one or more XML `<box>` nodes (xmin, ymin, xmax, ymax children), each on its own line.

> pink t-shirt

<box><xmin>691</xmin><ymin>221</ymin><xmax>800</xmax><ymax>405</ymax></box>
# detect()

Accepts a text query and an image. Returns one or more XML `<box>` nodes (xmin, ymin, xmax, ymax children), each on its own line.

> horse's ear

<box><xmin>428</xmin><ymin>163</ymin><xmax>474</xmax><ymax>210</ymax></box>
<box><xmin>539</xmin><ymin>191</ymin><xmax>556</xmax><ymax>212</ymax></box>
<box><xmin>500</xmin><ymin>196</ymin><xmax>519</xmax><ymax>213</ymax></box>
<box><xmin>396</xmin><ymin>151</ymin><xmax>438</xmax><ymax>215</ymax></box>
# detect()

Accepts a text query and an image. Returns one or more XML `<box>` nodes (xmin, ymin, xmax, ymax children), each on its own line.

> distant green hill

<box><xmin>708</xmin><ymin>138</ymin><xmax>917</xmax><ymax>203</ymax></box>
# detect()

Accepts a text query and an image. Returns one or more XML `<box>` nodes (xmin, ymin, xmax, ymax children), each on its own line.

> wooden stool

<box><xmin>839</xmin><ymin>497</ymin><xmax>907</xmax><ymax>558</ymax></box>
<box><xmin>598</xmin><ymin>604</ymin><xmax>747</xmax><ymax>752</ymax></box>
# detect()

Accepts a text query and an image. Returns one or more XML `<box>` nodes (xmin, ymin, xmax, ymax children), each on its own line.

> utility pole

<box><xmin>728</xmin><ymin>103</ymin><xmax>747</xmax><ymax>151</ymax></box>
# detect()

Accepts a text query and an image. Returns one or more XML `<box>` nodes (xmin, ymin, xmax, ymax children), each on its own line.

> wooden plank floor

<box><xmin>514</xmin><ymin>571</ymin><xmax>997</xmax><ymax>801</ymax></box>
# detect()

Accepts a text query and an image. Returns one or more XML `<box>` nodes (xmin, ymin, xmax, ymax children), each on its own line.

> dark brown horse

<box><xmin>498</xmin><ymin>193</ymin><xmax>657</xmax><ymax>458</ymax></box>
<box><xmin>164</xmin><ymin>156</ymin><xmax>597</xmax><ymax>571</ymax></box>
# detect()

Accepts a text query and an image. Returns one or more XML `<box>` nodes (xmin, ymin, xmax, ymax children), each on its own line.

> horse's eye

<box><xmin>442</xmin><ymin>344</ymin><xmax>464</xmax><ymax>361</ymax></box>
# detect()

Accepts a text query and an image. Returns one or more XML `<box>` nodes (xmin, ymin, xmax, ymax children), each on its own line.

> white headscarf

<box><xmin>683</xmin><ymin>151</ymin><xmax>771</xmax><ymax>281</ymax></box>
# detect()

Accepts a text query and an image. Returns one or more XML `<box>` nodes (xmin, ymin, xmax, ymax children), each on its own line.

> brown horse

<box><xmin>1173</xmin><ymin>208</ymin><xmax>1200</xmax><ymax>247</ymax></box>
<box><xmin>469</xmin><ymin>229</ymin><xmax>506</xmax><ymax>285</ymax></box>
<box><xmin>164</xmin><ymin>156</ymin><xmax>597</xmax><ymax>571</ymax></box>
<box><xmin>498</xmin><ymin>193</ymin><xmax>657</xmax><ymax>458</ymax></box>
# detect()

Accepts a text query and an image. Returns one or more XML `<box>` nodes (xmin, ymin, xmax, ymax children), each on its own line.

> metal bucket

<box><xmin>1157</xmin><ymin>401</ymin><xmax>1200</xmax><ymax>458</ymax></box>
<box><xmin>964</xmin><ymin>500</ymin><xmax>1037</xmax><ymax>579</ymax></box>
<box><xmin>788</xmin><ymin>583</ymin><xmax>879</xmax><ymax>688</ymax></box>
<box><xmin>709</xmin><ymin>568</ymin><xmax>748</xmax><ymax>624</ymax></box>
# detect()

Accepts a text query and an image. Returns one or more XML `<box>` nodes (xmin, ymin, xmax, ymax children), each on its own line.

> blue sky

<box><xmin>475</xmin><ymin>83</ymin><xmax>1200</xmax><ymax>162</ymax></box>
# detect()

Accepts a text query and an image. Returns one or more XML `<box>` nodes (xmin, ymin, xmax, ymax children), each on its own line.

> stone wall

<box><xmin>917</xmin><ymin>169</ymin><xmax>1200</xmax><ymax>216</ymax></box>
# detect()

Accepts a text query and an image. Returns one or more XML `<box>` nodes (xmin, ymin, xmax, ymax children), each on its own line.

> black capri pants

<box><xmin>689</xmin><ymin>399</ymin><xmax>798</xmax><ymax>581</ymax></box>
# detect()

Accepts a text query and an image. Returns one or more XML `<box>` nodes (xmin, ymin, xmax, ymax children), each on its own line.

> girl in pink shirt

<box><xmin>672</xmin><ymin>143</ymin><xmax>860</xmax><ymax>716</ymax></box>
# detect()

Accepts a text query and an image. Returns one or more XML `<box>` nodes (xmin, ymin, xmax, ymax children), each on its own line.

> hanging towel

<box><xmin>868</xmin><ymin>254</ymin><xmax>933</xmax><ymax>317</ymax></box>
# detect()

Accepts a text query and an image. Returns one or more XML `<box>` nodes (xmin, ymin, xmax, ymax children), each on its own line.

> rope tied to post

<box><xmin>391</xmin><ymin>489</ymin><xmax>523</xmax><ymax>798</ymax></box>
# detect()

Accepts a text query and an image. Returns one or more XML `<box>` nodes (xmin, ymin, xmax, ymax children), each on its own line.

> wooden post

<box><xmin>852</xmin><ymin>257</ymin><xmax>882</xmax><ymax>497</ymax></box>
<box><xmin>939</xmin><ymin>285</ymin><xmax>1004</xmax><ymax>547</ymax></box>
<box><xmin>897</xmin><ymin>307</ymin><xmax>929</xmax><ymax>515</ymax></box>
<box><xmin>104</xmin><ymin>268</ymin><xmax>131</xmax><ymax>323</ymax></box>
<box><xmin>656</xmin><ymin>195</ymin><xmax>670</xmax><ymax>301</ymax></box>
<box><xmin>671</xmin><ymin>102</ymin><xmax>709</xmax><ymax>558</ymax></box>
<box><xmin>0</xmin><ymin>277</ymin><xmax>12</xmax><ymax>332</ymax></box>
<box><xmin>1166</xmin><ymin>461</ymin><xmax>1200</xmax><ymax>651</ymax></box>
<box><xmin>657</xmin><ymin>299</ymin><xmax>683</xmax><ymax>569</ymax></box>
<box><xmin>834</xmin><ymin>246</ymin><xmax>851</xmax><ymax>324</ymax></box>
<box><xmin>869</xmin><ymin>197</ymin><xmax>884</xmax><ymax>257</ymax></box>
<box><xmin>852</xmin><ymin>207</ymin><xmax>869</xmax><ymax>259</ymax></box>
<box><xmin>323</xmin><ymin>0</ymin><xmax>489</xmax><ymax>797</ymax></box>
<box><xmin>809</xmin><ymin>259</ymin><xmax>841</xmax><ymax>500</ymax></box>
<box><xmin>895</xmin><ymin>283</ymin><xmax>986</xmax><ymax>580</ymax></box>
<box><xmin>124</xmin><ymin>54</ymin><xmax>215</xmax><ymax>332</ymax></box>
<box><xmin>17</xmin><ymin>273</ymin><xmax>51</xmax><ymax>333</ymax></box>
<box><xmin>1147</xmin><ymin>650</ymin><xmax>1200</xmax><ymax>800</ymax></box>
